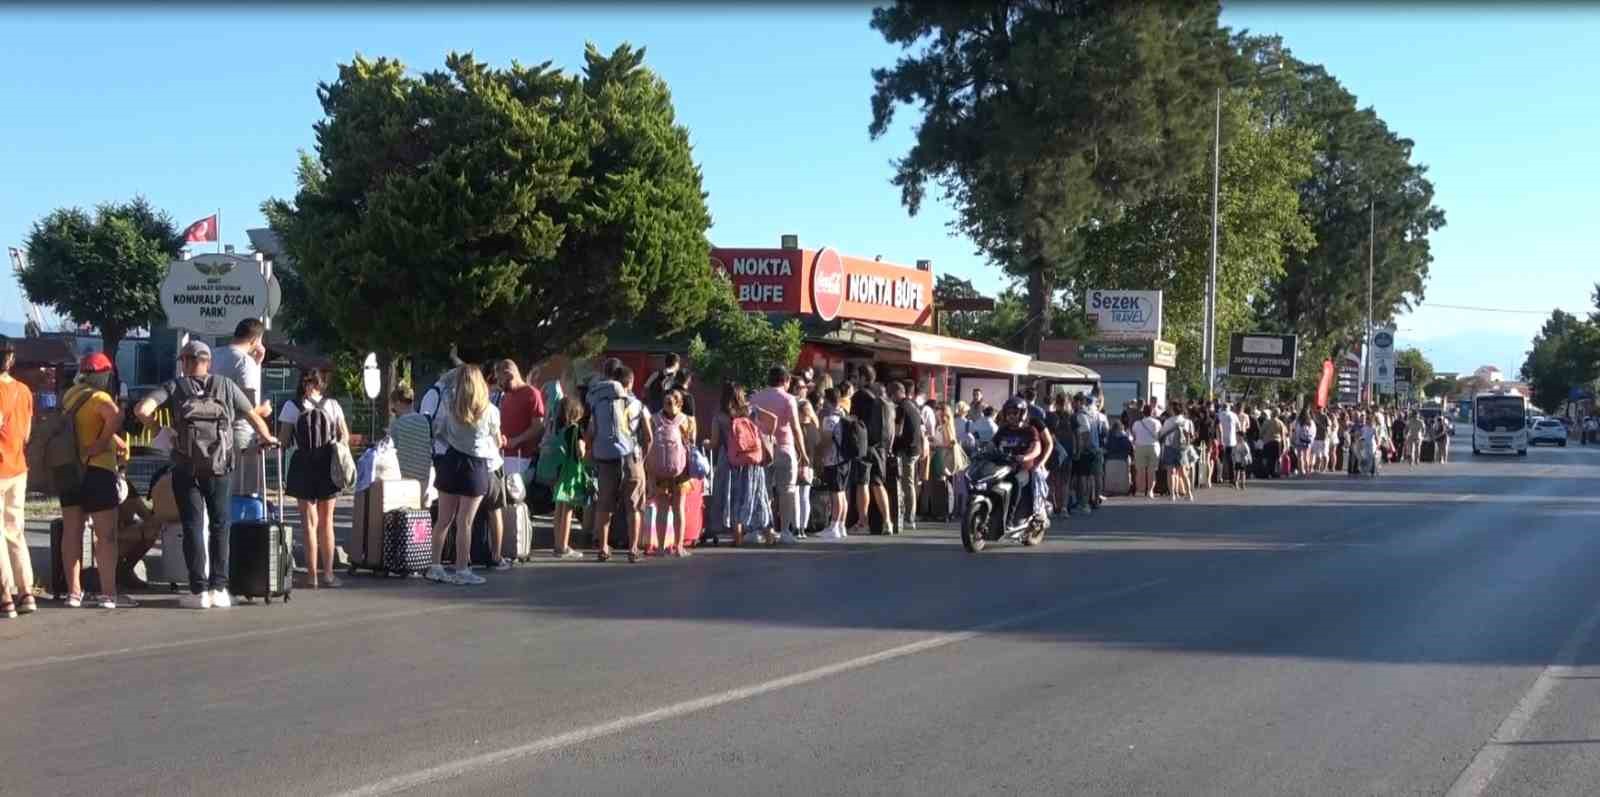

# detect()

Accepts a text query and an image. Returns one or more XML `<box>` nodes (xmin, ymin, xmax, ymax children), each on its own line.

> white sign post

<box><xmin>160</xmin><ymin>253</ymin><xmax>270</xmax><ymax>335</ymax></box>
<box><xmin>1371</xmin><ymin>325</ymin><xmax>1397</xmax><ymax>394</ymax></box>
<box><xmin>1086</xmin><ymin>289</ymin><xmax>1163</xmax><ymax>340</ymax></box>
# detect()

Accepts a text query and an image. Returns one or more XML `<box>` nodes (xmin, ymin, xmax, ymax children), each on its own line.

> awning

<box><xmin>854</xmin><ymin>322</ymin><xmax>1032</xmax><ymax>376</ymax></box>
<box><xmin>1028</xmin><ymin>360</ymin><xmax>1101</xmax><ymax>382</ymax></box>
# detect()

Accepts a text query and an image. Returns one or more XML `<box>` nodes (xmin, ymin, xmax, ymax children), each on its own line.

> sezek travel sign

<box><xmin>1086</xmin><ymin>289</ymin><xmax>1163</xmax><ymax>340</ymax></box>
<box><xmin>160</xmin><ymin>253</ymin><xmax>273</xmax><ymax>335</ymax></box>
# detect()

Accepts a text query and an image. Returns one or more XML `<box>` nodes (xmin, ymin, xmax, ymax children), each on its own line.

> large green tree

<box><xmin>933</xmin><ymin>274</ymin><xmax>1092</xmax><ymax>351</ymax></box>
<box><xmin>1237</xmin><ymin>35</ymin><xmax>1445</xmax><ymax>361</ymax></box>
<box><xmin>18</xmin><ymin>196</ymin><xmax>185</xmax><ymax>364</ymax></box>
<box><xmin>1076</xmin><ymin>89</ymin><xmax>1317</xmax><ymax>396</ymax></box>
<box><xmin>265</xmin><ymin>45</ymin><xmax>721</xmax><ymax>385</ymax></box>
<box><xmin>1521</xmin><ymin>309</ymin><xmax>1600</xmax><ymax>412</ymax></box>
<box><xmin>869</xmin><ymin>1</ymin><xmax>1229</xmax><ymax>353</ymax></box>
<box><xmin>687</xmin><ymin>275</ymin><xmax>804</xmax><ymax>391</ymax></box>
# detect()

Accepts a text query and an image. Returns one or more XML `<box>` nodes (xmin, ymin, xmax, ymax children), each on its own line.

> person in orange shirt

<box><xmin>0</xmin><ymin>337</ymin><xmax>35</xmax><ymax>618</ymax></box>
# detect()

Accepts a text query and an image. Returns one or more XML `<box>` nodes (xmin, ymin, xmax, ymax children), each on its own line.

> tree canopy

<box><xmin>687</xmin><ymin>275</ymin><xmax>804</xmax><ymax>392</ymax></box>
<box><xmin>18</xmin><ymin>196</ymin><xmax>184</xmax><ymax>360</ymax></box>
<box><xmin>1520</xmin><ymin>300</ymin><xmax>1600</xmax><ymax>412</ymax></box>
<box><xmin>264</xmin><ymin>45</ymin><xmax>721</xmax><ymax>369</ymax></box>
<box><xmin>1394</xmin><ymin>347</ymin><xmax>1435</xmax><ymax>392</ymax></box>
<box><xmin>870</xmin><ymin>0</ymin><xmax>1228</xmax><ymax>353</ymax></box>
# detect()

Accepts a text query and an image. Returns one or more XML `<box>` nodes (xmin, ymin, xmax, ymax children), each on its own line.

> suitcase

<box><xmin>1195</xmin><ymin>451</ymin><xmax>1211</xmax><ymax>488</ymax></box>
<box><xmin>49</xmin><ymin>518</ymin><xmax>99</xmax><ymax>599</ymax></box>
<box><xmin>1421</xmin><ymin>439</ymin><xmax>1437</xmax><ymax>463</ymax></box>
<box><xmin>501</xmin><ymin>502</ymin><xmax>532</xmax><ymax>562</ymax></box>
<box><xmin>229</xmin><ymin>448</ymin><xmax>293</xmax><ymax>604</ymax></box>
<box><xmin>442</xmin><ymin>507</ymin><xmax>497</xmax><ymax>566</ymax></box>
<box><xmin>380</xmin><ymin>509</ymin><xmax>434</xmax><ymax>575</ymax></box>
<box><xmin>349</xmin><ymin>479</ymin><xmax>425</xmax><ymax>574</ymax></box>
<box><xmin>231</xmin><ymin>495</ymin><xmax>267</xmax><ymax>524</ymax></box>
<box><xmin>1105</xmin><ymin>458</ymin><xmax>1130</xmax><ymax>497</ymax></box>
<box><xmin>154</xmin><ymin>515</ymin><xmax>208</xmax><ymax>591</ymax></box>
<box><xmin>682</xmin><ymin>479</ymin><xmax>705</xmax><ymax>547</ymax></box>
<box><xmin>924</xmin><ymin>477</ymin><xmax>954</xmax><ymax>522</ymax></box>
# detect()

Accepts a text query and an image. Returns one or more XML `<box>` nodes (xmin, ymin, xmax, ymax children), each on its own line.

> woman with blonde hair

<box><xmin>426</xmin><ymin>365</ymin><xmax>502</xmax><ymax>585</ymax></box>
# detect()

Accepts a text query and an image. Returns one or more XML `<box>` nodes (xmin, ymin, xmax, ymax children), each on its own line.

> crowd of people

<box><xmin>1</xmin><ymin>321</ymin><xmax>1463</xmax><ymax>615</ymax></box>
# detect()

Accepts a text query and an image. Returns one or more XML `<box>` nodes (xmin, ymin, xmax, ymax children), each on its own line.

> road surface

<box><xmin>4</xmin><ymin>438</ymin><xmax>1599</xmax><ymax>796</ymax></box>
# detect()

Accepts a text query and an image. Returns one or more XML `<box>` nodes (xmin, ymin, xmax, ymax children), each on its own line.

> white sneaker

<box><xmin>180</xmin><ymin>592</ymin><xmax>213</xmax><ymax>610</ymax></box>
<box><xmin>816</xmin><ymin>526</ymin><xmax>844</xmax><ymax>541</ymax></box>
<box><xmin>210</xmin><ymin>590</ymin><xmax>232</xmax><ymax>609</ymax></box>
<box><xmin>455</xmin><ymin>568</ymin><xmax>486</xmax><ymax>585</ymax></box>
<box><xmin>556</xmin><ymin>549</ymin><xmax>585</xmax><ymax>561</ymax></box>
<box><xmin>424</xmin><ymin>564</ymin><xmax>450</xmax><ymax>584</ymax></box>
<box><xmin>779</xmin><ymin>530</ymin><xmax>800</xmax><ymax>545</ymax></box>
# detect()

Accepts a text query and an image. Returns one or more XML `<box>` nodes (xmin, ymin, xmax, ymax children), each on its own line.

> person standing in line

<box><xmin>1260</xmin><ymin>410</ymin><xmax>1286</xmax><ymax>480</ymax></box>
<box><xmin>889</xmin><ymin>380</ymin><xmax>924</xmax><ymax>534</ymax></box>
<box><xmin>0</xmin><ymin>337</ymin><xmax>34</xmax><ymax>618</ymax></box>
<box><xmin>547</xmin><ymin>397</ymin><xmax>588</xmax><ymax>560</ymax></box>
<box><xmin>1292</xmin><ymin>410</ymin><xmax>1315</xmax><ymax>477</ymax></box>
<box><xmin>494</xmin><ymin>360</ymin><xmax>545</xmax><ymax>481</ymax></box>
<box><xmin>423</xmin><ymin>366</ymin><xmax>502</xmax><ymax>583</ymax></box>
<box><xmin>971</xmin><ymin>405</ymin><xmax>999</xmax><ymax>448</ymax></box>
<box><xmin>1046</xmin><ymin>393</ymin><xmax>1074</xmax><ymax>516</ymax></box>
<box><xmin>647</xmin><ymin>389</ymin><xmax>697</xmax><ymax>558</ymax></box>
<box><xmin>277</xmin><ymin>370</ymin><xmax>351</xmax><ymax>589</ymax></box>
<box><xmin>1216</xmin><ymin>401</ymin><xmax>1239</xmax><ymax>487</ymax></box>
<box><xmin>210</xmin><ymin>319</ymin><xmax>273</xmax><ymax>497</ymax></box>
<box><xmin>708</xmin><ymin>383</ymin><xmax>774</xmax><ymax>547</ymax></box>
<box><xmin>134</xmin><ymin>341</ymin><xmax>280</xmax><ymax>609</ymax></box>
<box><xmin>1070</xmin><ymin>394</ymin><xmax>1098</xmax><ymax>516</ymax></box>
<box><xmin>815</xmin><ymin>388</ymin><xmax>849</xmax><ymax>541</ymax></box>
<box><xmin>1159</xmin><ymin>400</ymin><xmax>1196</xmax><ymax>501</ymax></box>
<box><xmin>927</xmin><ymin>402</ymin><xmax>962</xmax><ymax>522</ymax></box>
<box><xmin>1405</xmin><ymin>411</ymin><xmax>1426</xmax><ymax>465</ymax></box>
<box><xmin>1434</xmin><ymin>413</ymin><xmax>1453</xmax><ymax>464</ymax></box>
<box><xmin>59</xmin><ymin>354</ymin><xmax>130</xmax><ymax>608</ymax></box>
<box><xmin>854</xmin><ymin>366</ymin><xmax>897</xmax><ymax>535</ymax></box>
<box><xmin>586</xmin><ymin>365</ymin><xmax>651</xmax><ymax>562</ymax></box>
<box><xmin>643</xmin><ymin>353</ymin><xmax>684</xmax><ymax>415</ymax></box>
<box><xmin>750</xmin><ymin>366</ymin><xmax>808</xmax><ymax>545</ymax></box>
<box><xmin>1131</xmin><ymin>404</ymin><xmax>1162</xmax><ymax>499</ymax></box>
<box><xmin>968</xmin><ymin>388</ymin><xmax>987</xmax><ymax>422</ymax></box>
<box><xmin>796</xmin><ymin>397</ymin><xmax>824</xmax><ymax>539</ymax></box>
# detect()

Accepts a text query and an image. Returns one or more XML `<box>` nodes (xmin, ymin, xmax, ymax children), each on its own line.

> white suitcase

<box><xmin>154</xmin><ymin>510</ymin><xmax>207</xmax><ymax>591</ymax></box>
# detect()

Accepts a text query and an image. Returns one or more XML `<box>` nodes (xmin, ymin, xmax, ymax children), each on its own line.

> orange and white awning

<box><xmin>854</xmin><ymin>322</ymin><xmax>1033</xmax><ymax>376</ymax></box>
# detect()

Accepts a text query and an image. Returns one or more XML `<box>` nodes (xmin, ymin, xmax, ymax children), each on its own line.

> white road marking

<box><xmin>332</xmin><ymin>578</ymin><xmax>1170</xmax><ymax>797</ymax></box>
<box><xmin>1456</xmin><ymin>493</ymin><xmax>1477</xmax><ymax>502</ymax></box>
<box><xmin>1443</xmin><ymin>593</ymin><xmax>1600</xmax><ymax>797</ymax></box>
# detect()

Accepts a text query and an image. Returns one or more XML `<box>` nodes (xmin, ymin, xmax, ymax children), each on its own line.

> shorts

<box><xmin>857</xmin><ymin>447</ymin><xmax>888</xmax><ymax>487</ymax></box>
<box><xmin>594</xmin><ymin>456</ymin><xmax>645</xmax><ymax>515</ymax></box>
<box><xmin>74</xmin><ymin>466</ymin><xmax>122</xmax><ymax>514</ymax></box>
<box><xmin>1073</xmin><ymin>450</ymin><xmax>1103</xmax><ymax>478</ymax></box>
<box><xmin>1160</xmin><ymin>445</ymin><xmax>1183</xmax><ymax>469</ymax></box>
<box><xmin>1311</xmin><ymin>440</ymin><xmax>1328</xmax><ymax>456</ymax></box>
<box><xmin>767</xmin><ymin>447</ymin><xmax>798</xmax><ymax>490</ymax></box>
<box><xmin>821</xmin><ymin>462</ymin><xmax>850</xmax><ymax>492</ymax></box>
<box><xmin>1134</xmin><ymin>445</ymin><xmax>1160</xmax><ymax>472</ymax></box>
<box><xmin>652</xmin><ymin>477</ymin><xmax>690</xmax><ymax>499</ymax></box>
<box><xmin>434</xmin><ymin>448</ymin><xmax>492</xmax><ymax>498</ymax></box>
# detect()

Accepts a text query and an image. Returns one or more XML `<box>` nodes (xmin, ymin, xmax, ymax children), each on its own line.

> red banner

<box><xmin>1316</xmin><ymin>359</ymin><xmax>1335</xmax><ymax>408</ymax></box>
<box><xmin>182</xmin><ymin>214</ymin><xmax>219</xmax><ymax>243</ymax></box>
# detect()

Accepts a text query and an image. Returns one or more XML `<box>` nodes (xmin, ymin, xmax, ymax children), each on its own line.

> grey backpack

<box><xmin>173</xmin><ymin>377</ymin><xmax>232</xmax><ymax>477</ymax></box>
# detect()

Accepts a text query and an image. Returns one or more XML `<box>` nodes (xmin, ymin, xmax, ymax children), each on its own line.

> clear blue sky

<box><xmin>2</xmin><ymin>4</ymin><xmax>1596</xmax><ymax>377</ymax></box>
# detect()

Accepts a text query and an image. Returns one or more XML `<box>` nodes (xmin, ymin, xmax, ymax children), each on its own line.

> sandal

<box><xmin>597</xmin><ymin>550</ymin><xmax>612</xmax><ymax>563</ymax></box>
<box><xmin>674</xmin><ymin>547</ymin><xmax>692</xmax><ymax>558</ymax></box>
<box><xmin>627</xmin><ymin>550</ymin><xmax>642</xmax><ymax>563</ymax></box>
<box><xmin>17</xmin><ymin>595</ymin><xmax>36</xmax><ymax>614</ymax></box>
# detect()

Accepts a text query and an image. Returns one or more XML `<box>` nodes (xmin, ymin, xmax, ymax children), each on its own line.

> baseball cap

<box><xmin>180</xmin><ymin>340</ymin><xmax>212</xmax><ymax>360</ymax></box>
<box><xmin>80</xmin><ymin>352</ymin><xmax>114</xmax><ymax>373</ymax></box>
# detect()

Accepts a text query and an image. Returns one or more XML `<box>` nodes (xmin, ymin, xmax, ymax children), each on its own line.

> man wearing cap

<box><xmin>135</xmin><ymin>340</ymin><xmax>279</xmax><ymax>610</ymax></box>
<box><xmin>59</xmin><ymin>352</ymin><xmax>132</xmax><ymax>608</ymax></box>
<box><xmin>0</xmin><ymin>337</ymin><xmax>35</xmax><ymax>617</ymax></box>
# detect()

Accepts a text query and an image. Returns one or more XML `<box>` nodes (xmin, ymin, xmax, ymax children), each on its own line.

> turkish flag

<box><xmin>1316</xmin><ymin>359</ymin><xmax>1335</xmax><ymax>408</ymax></box>
<box><xmin>182</xmin><ymin>215</ymin><xmax>218</xmax><ymax>243</ymax></box>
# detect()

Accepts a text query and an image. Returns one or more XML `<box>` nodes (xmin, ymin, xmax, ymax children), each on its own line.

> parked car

<box><xmin>1530</xmin><ymin>419</ymin><xmax>1568</xmax><ymax>447</ymax></box>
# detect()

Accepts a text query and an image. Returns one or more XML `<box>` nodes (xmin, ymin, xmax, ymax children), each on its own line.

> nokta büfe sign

<box><xmin>711</xmin><ymin>247</ymin><xmax>933</xmax><ymax>327</ymax></box>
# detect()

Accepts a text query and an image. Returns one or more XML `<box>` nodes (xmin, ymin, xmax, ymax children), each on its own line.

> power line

<box><xmin>1411</xmin><ymin>302</ymin><xmax>1562</xmax><ymax>315</ymax></box>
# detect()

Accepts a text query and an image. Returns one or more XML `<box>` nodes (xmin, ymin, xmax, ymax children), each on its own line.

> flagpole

<box><xmin>217</xmin><ymin>208</ymin><xmax>222</xmax><ymax>254</ymax></box>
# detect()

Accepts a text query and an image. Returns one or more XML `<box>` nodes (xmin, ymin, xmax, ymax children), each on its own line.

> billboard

<box><xmin>1227</xmin><ymin>333</ymin><xmax>1298</xmax><ymax>380</ymax></box>
<box><xmin>1336</xmin><ymin>352</ymin><xmax>1362</xmax><ymax>405</ymax></box>
<box><xmin>1086</xmin><ymin>289</ymin><xmax>1163</xmax><ymax>340</ymax></box>
<box><xmin>1371</xmin><ymin>325</ymin><xmax>1397</xmax><ymax>392</ymax></box>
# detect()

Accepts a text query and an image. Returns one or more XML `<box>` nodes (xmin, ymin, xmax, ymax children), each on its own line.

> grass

<box><xmin>25</xmin><ymin>495</ymin><xmax>60</xmax><ymax>523</ymax></box>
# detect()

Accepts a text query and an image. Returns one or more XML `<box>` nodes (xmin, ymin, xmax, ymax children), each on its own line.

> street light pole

<box><xmin>1365</xmin><ymin>198</ymin><xmax>1376</xmax><ymax>403</ymax></box>
<box><xmin>1205</xmin><ymin>86</ymin><xmax>1221</xmax><ymax>402</ymax></box>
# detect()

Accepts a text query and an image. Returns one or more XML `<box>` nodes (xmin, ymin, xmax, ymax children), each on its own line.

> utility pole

<box><xmin>1204</xmin><ymin>86</ymin><xmax>1221</xmax><ymax>402</ymax></box>
<box><xmin>1365</xmin><ymin>199</ymin><xmax>1376</xmax><ymax>403</ymax></box>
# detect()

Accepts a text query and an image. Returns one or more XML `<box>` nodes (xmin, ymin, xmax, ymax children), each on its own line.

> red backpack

<box><xmin>728</xmin><ymin>415</ymin><xmax>764</xmax><ymax>467</ymax></box>
<box><xmin>648</xmin><ymin>415</ymin><xmax>688</xmax><ymax>480</ymax></box>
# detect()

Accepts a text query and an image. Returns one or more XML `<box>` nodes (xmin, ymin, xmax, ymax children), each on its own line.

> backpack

<box><xmin>728</xmin><ymin>415</ymin><xmax>764</xmax><ymax>467</ymax></box>
<box><xmin>420</xmin><ymin>382</ymin><xmax>445</xmax><ymax>437</ymax></box>
<box><xmin>648</xmin><ymin>414</ymin><xmax>688</xmax><ymax>480</ymax></box>
<box><xmin>174</xmin><ymin>377</ymin><xmax>233</xmax><ymax>477</ymax></box>
<box><xmin>867</xmin><ymin>390</ymin><xmax>895</xmax><ymax>448</ymax></box>
<box><xmin>838</xmin><ymin>415</ymin><xmax>868</xmax><ymax>462</ymax></box>
<box><xmin>589</xmin><ymin>384</ymin><xmax>637</xmax><ymax>461</ymax></box>
<box><xmin>24</xmin><ymin>389</ymin><xmax>97</xmax><ymax>497</ymax></box>
<box><xmin>294</xmin><ymin>398</ymin><xmax>340</xmax><ymax>453</ymax></box>
<box><xmin>534</xmin><ymin>424</ymin><xmax>565</xmax><ymax>487</ymax></box>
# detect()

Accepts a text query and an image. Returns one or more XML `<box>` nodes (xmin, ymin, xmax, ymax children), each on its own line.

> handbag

<box><xmin>331</xmin><ymin>440</ymin><xmax>357</xmax><ymax>492</ymax></box>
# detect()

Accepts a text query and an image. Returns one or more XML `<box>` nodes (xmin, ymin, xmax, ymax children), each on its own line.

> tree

<box><xmin>265</xmin><ymin>45</ymin><xmax>721</xmax><ymax>386</ymax></box>
<box><xmin>1521</xmin><ymin>309</ymin><xmax>1600</xmax><ymax>411</ymax></box>
<box><xmin>18</xmin><ymin>197</ymin><xmax>184</xmax><ymax>368</ymax></box>
<box><xmin>1237</xmin><ymin>35</ymin><xmax>1446</xmax><ymax>361</ymax></box>
<box><xmin>1395</xmin><ymin>347</ymin><xmax>1435</xmax><ymax>390</ymax></box>
<box><xmin>1076</xmin><ymin>89</ymin><xmax>1317</xmax><ymax>394</ymax></box>
<box><xmin>1421</xmin><ymin>378</ymin><xmax>1454</xmax><ymax>399</ymax></box>
<box><xmin>869</xmin><ymin>1</ymin><xmax>1229</xmax><ymax>353</ymax></box>
<box><xmin>687</xmin><ymin>275</ymin><xmax>804</xmax><ymax>391</ymax></box>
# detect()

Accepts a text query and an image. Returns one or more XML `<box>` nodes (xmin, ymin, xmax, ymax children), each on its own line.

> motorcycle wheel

<box><xmin>962</xmin><ymin>500</ymin><xmax>989</xmax><ymax>553</ymax></box>
<box><xmin>1021</xmin><ymin>516</ymin><xmax>1047</xmax><ymax>547</ymax></box>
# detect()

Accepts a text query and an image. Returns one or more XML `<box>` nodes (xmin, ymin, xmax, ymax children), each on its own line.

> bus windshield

<box><xmin>1475</xmin><ymin>396</ymin><xmax>1527</xmax><ymax>433</ymax></box>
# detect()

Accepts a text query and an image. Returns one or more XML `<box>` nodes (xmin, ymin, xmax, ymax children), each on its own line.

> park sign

<box><xmin>161</xmin><ymin>253</ymin><xmax>270</xmax><ymax>335</ymax></box>
<box><xmin>1078</xmin><ymin>339</ymin><xmax>1176</xmax><ymax>368</ymax></box>
<box><xmin>1228</xmin><ymin>333</ymin><xmax>1298</xmax><ymax>380</ymax></box>
<box><xmin>1086</xmin><ymin>289</ymin><xmax>1163</xmax><ymax>340</ymax></box>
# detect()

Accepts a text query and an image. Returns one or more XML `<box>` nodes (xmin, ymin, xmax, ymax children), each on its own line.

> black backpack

<box><xmin>867</xmin><ymin>390</ymin><xmax>895</xmax><ymax>448</ymax></box>
<box><xmin>838</xmin><ymin>415</ymin><xmax>869</xmax><ymax>461</ymax></box>
<box><xmin>294</xmin><ymin>398</ymin><xmax>340</xmax><ymax>452</ymax></box>
<box><xmin>173</xmin><ymin>377</ymin><xmax>233</xmax><ymax>477</ymax></box>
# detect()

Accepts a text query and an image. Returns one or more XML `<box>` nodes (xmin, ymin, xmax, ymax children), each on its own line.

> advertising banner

<box><xmin>1336</xmin><ymin>352</ymin><xmax>1362</xmax><ymax>405</ymax></box>
<box><xmin>1372</xmin><ymin>325</ymin><xmax>1397</xmax><ymax>392</ymax></box>
<box><xmin>1086</xmin><ymin>289</ymin><xmax>1163</xmax><ymax>340</ymax></box>
<box><xmin>1227</xmin><ymin>333</ymin><xmax>1298</xmax><ymax>379</ymax></box>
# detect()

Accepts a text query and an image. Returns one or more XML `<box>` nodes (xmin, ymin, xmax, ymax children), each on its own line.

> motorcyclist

<box><xmin>992</xmin><ymin>398</ymin><xmax>1045</xmax><ymax>519</ymax></box>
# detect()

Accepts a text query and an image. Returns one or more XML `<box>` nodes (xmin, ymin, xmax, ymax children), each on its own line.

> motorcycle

<box><xmin>960</xmin><ymin>446</ymin><xmax>1047</xmax><ymax>553</ymax></box>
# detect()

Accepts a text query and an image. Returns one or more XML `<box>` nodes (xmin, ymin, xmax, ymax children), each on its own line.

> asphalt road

<box><xmin>4</xmin><ymin>438</ymin><xmax>1600</xmax><ymax>796</ymax></box>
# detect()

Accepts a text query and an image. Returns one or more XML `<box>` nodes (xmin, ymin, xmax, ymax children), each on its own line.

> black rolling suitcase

<box><xmin>49</xmin><ymin>518</ymin><xmax>99</xmax><ymax>599</ymax></box>
<box><xmin>229</xmin><ymin>448</ymin><xmax>292</xmax><ymax>604</ymax></box>
<box><xmin>925</xmin><ymin>477</ymin><xmax>954</xmax><ymax>522</ymax></box>
<box><xmin>1420</xmin><ymin>439</ymin><xmax>1436</xmax><ymax>463</ymax></box>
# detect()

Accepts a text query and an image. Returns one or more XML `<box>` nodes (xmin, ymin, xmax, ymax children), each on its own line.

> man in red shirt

<box><xmin>495</xmin><ymin>359</ymin><xmax>546</xmax><ymax>479</ymax></box>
